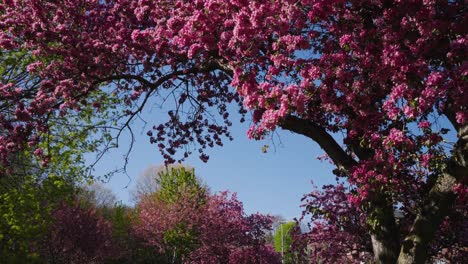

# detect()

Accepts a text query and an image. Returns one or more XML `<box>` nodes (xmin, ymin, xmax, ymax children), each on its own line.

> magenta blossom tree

<box><xmin>0</xmin><ymin>1</ymin><xmax>466</xmax><ymax>263</ymax></box>
<box><xmin>40</xmin><ymin>201</ymin><xmax>115</xmax><ymax>264</ymax></box>
<box><xmin>294</xmin><ymin>183</ymin><xmax>373</xmax><ymax>263</ymax></box>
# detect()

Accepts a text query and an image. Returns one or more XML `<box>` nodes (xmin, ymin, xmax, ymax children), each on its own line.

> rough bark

<box><xmin>397</xmin><ymin>124</ymin><xmax>468</xmax><ymax>264</ymax></box>
<box><xmin>368</xmin><ymin>198</ymin><xmax>401</xmax><ymax>264</ymax></box>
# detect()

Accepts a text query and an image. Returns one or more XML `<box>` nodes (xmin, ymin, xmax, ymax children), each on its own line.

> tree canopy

<box><xmin>0</xmin><ymin>1</ymin><xmax>466</xmax><ymax>263</ymax></box>
<box><xmin>273</xmin><ymin>221</ymin><xmax>299</xmax><ymax>264</ymax></box>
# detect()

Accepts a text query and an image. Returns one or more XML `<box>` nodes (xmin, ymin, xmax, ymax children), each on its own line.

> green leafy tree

<box><xmin>0</xmin><ymin>49</ymin><xmax>113</xmax><ymax>262</ymax></box>
<box><xmin>157</xmin><ymin>166</ymin><xmax>207</xmax><ymax>204</ymax></box>
<box><xmin>132</xmin><ymin>165</ymin><xmax>207</xmax><ymax>203</ymax></box>
<box><xmin>0</xmin><ymin>48</ymin><xmax>130</xmax><ymax>182</ymax></box>
<box><xmin>0</xmin><ymin>174</ymin><xmax>75</xmax><ymax>263</ymax></box>
<box><xmin>155</xmin><ymin>166</ymin><xmax>207</xmax><ymax>262</ymax></box>
<box><xmin>274</xmin><ymin>222</ymin><xmax>298</xmax><ymax>264</ymax></box>
<box><xmin>132</xmin><ymin>166</ymin><xmax>207</xmax><ymax>262</ymax></box>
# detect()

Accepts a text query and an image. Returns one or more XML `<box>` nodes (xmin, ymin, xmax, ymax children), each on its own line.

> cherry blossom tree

<box><xmin>295</xmin><ymin>183</ymin><xmax>378</xmax><ymax>263</ymax></box>
<box><xmin>190</xmin><ymin>192</ymin><xmax>280</xmax><ymax>263</ymax></box>
<box><xmin>0</xmin><ymin>1</ymin><xmax>466</xmax><ymax>263</ymax></box>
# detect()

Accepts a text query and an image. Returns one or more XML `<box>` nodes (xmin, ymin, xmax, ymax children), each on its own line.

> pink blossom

<box><xmin>418</xmin><ymin>121</ymin><xmax>431</xmax><ymax>129</ymax></box>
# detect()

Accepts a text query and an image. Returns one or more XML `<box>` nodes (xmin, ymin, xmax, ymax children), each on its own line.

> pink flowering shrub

<box><xmin>40</xmin><ymin>201</ymin><xmax>115</xmax><ymax>264</ymax></box>
<box><xmin>295</xmin><ymin>183</ymin><xmax>372</xmax><ymax>263</ymax></box>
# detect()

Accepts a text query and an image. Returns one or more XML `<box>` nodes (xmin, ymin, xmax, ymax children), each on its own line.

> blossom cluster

<box><xmin>0</xmin><ymin>0</ymin><xmax>465</xmax><ymax>206</ymax></box>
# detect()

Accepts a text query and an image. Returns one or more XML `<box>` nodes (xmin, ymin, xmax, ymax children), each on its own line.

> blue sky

<box><xmin>84</xmin><ymin>85</ymin><xmax>458</xmax><ymax>221</ymax></box>
<box><xmin>86</xmin><ymin>109</ymin><xmax>336</xmax><ymax>220</ymax></box>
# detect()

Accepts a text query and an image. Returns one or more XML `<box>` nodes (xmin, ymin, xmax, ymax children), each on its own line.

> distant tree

<box><xmin>188</xmin><ymin>191</ymin><xmax>280</xmax><ymax>264</ymax></box>
<box><xmin>264</xmin><ymin>215</ymin><xmax>285</xmax><ymax>245</ymax></box>
<box><xmin>273</xmin><ymin>221</ymin><xmax>299</xmax><ymax>264</ymax></box>
<box><xmin>132</xmin><ymin>167</ymin><xmax>279</xmax><ymax>263</ymax></box>
<box><xmin>131</xmin><ymin>165</ymin><xmax>205</xmax><ymax>203</ymax></box>
<box><xmin>134</xmin><ymin>191</ymin><xmax>203</xmax><ymax>263</ymax></box>
<box><xmin>131</xmin><ymin>165</ymin><xmax>164</xmax><ymax>203</ymax></box>
<box><xmin>79</xmin><ymin>181</ymin><xmax>117</xmax><ymax>209</ymax></box>
<box><xmin>227</xmin><ymin>246</ymin><xmax>283</xmax><ymax>264</ymax></box>
<box><xmin>101</xmin><ymin>202</ymin><xmax>167</xmax><ymax>264</ymax></box>
<box><xmin>103</xmin><ymin>203</ymin><xmax>133</xmax><ymax>263</ymax></box>
<box><xmin>157</xmin><ymin>166</ymin><xmax>207</xmax><ymax>204</ymax></box>
<box><xmin>132</xmin><ymin>166</ymin><xmax>207</xmax><ymax>262</ymax></box>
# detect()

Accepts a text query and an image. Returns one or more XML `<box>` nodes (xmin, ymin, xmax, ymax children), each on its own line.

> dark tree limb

<box><xmin>92</xmin><ymin>61</ymin><xmax>220</xmax><ymax>91</ymax></box>
<box><xmin>279</xmin><ymin>115</ymin><xmax>357</xmax><ymax>174</ymax></box>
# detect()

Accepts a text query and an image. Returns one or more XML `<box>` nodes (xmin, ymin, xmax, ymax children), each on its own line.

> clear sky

<box><xmin>84</xmin><ymin>92</ymin><xmax>458</xmax><ymax>221</ymax></box>
<box><xmin>86</xmin><ymin>106</ymin><xmax>337</xmax><ymax>220</ymax></box>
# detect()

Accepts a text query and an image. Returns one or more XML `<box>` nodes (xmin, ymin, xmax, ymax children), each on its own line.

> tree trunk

<box><xmin>397</xmin><ymin>124</ymin><xmax>467</xmax><ymax>264</ymax></box>
<box><xmin>369</xmin><ymin>199</ymin><xmax>401</xmax><ymax>264</ymax></box>
<box><xmin>371</xmin><ymin>234</ymin><xmax>400</xmax><ymax>264</ymax></box>
<box><xmin>397</xmin><ymin>170</ymin><xmax>458</xmax><ymax>264</ymax></box>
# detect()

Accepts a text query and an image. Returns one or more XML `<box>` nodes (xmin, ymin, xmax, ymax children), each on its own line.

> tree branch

<box><xmin>92</xmin><ymin>61</ymin><xmax>221</xmax><ymax>91</ymax></box>
<box><xmin>279</xmin><ymin>115</ymin><xmax>357</xmax><ymax>174</ymax></box>
<box><xmin>442</xmin><ymin>102</ymin><xmax>460</xmax><ymax>131</ymax></box>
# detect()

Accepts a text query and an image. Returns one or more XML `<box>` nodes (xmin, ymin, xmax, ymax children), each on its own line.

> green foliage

<box><xmin>157</xmin><ymin>166</ymin><xmax>206</xmax><ymax>204</ymax></box>
<box><xmin>37</xmin><ymin>88</ymin><xmax>124</xmax><ymax>182</ymax></box>
<box><xmin>162</xmin><ymin>221</ymin><xmax>199</xmax><ymax>259</ymax></box>
<box><xmin>0</xmin><ymin>174</ymin><xmax>75</xmax><ymax>262</ymax></box>
<box><xmin>0</xmin><ymin>45</ymin><xmax>165</xmax><ymax>264</ymax></box>
<box><xmin>0</xmin><ymin>49</ymin><xmax>34</xmax><ymax>80</ymax></box>
<box><xmin>0</xmin><ymin>48</ymin><xmax>125</xmax><ymax>182</ymax></box>
<box><xmin>109</xmin><ymin>203</ymin><xmax>132</xmax><ymax>242</ymax></box>
<box><xmin>273</xmin><ymin>222</ymin><xmax>297</xmax><ymax>264</ymax></box>
<box><xmin>156</xmin><ymin>167</ymin><xmax>206</xmax><ymax>261</ymax></box>
<box><xmin>131</xmin><ymin>166</ymin><xmax>208</xmax><ymax>262</ymax></box>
